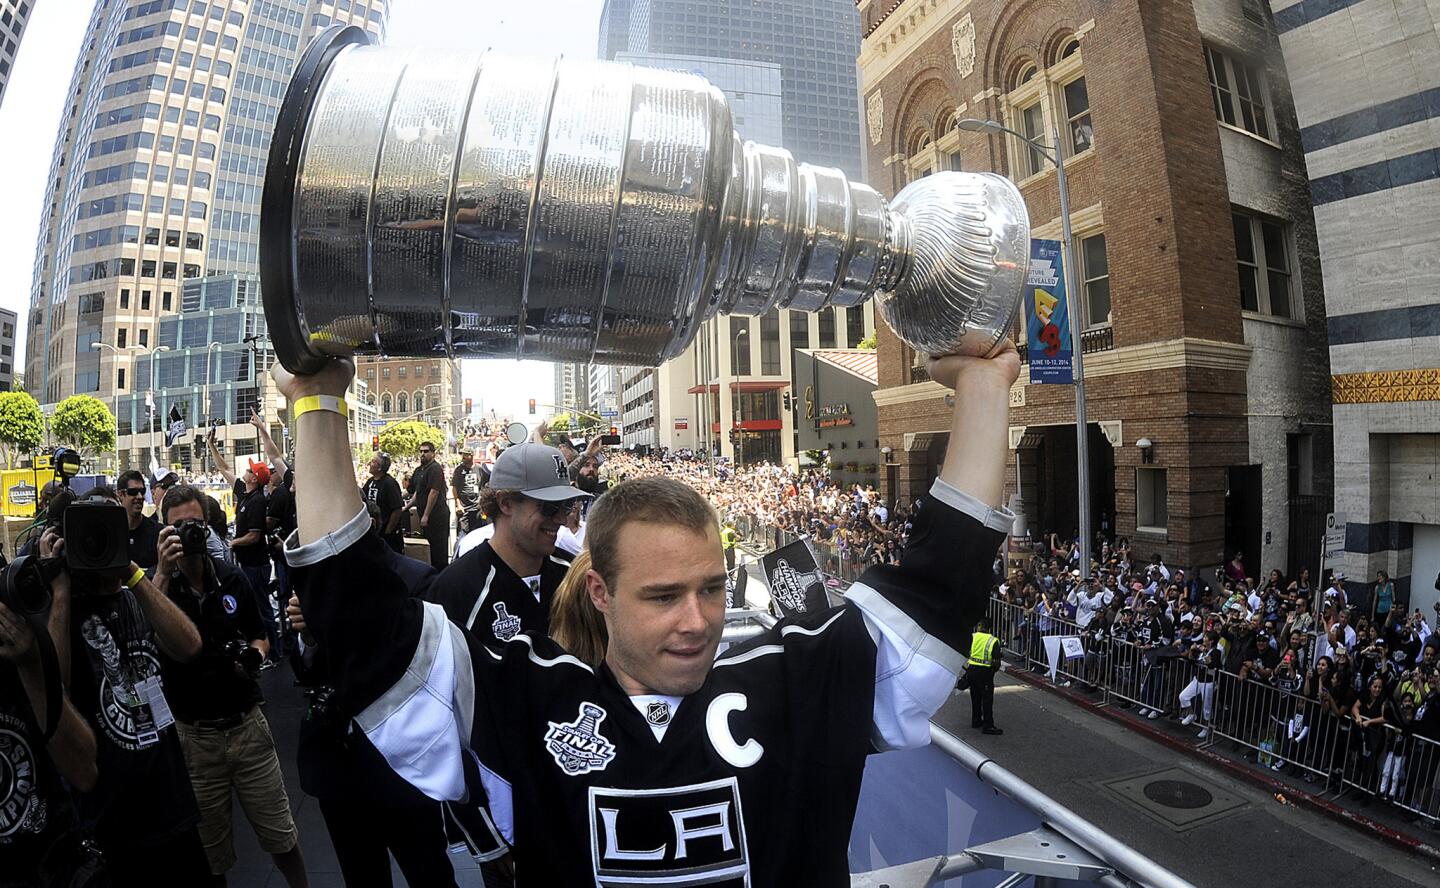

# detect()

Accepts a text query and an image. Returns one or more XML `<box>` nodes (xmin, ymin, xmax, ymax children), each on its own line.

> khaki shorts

<box><xmin>177</xmin><ymin>706</ymin><xmax>299</xmax><ymax>874</ymax></box>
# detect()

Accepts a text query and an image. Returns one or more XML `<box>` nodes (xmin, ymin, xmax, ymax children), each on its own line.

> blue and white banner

<box><xmin>1025</xmin><ymin>239</ymin><xmax>1073</xmax><ymax>384</ymax></box>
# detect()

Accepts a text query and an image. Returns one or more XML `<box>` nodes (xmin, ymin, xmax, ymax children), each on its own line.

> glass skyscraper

<box><xmin>599</xmin><ymin>0</ymin><xmax>862</xmax><ymax>179</ymax></box>
<box><xmin>0</xmin><ymin>0</ymin><xmax>36</xmax><ymax>108</ymax></box>
<box><xmin>24</xmin><ymin>0</ymin><xmax>389</xmax><ymax>468</ymax></box>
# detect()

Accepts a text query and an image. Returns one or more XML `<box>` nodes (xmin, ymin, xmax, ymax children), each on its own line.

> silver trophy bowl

<box><xmin>261</xmin><ymin>26</ymin><xmax>1030</xmax><ymax>373</ymax></box>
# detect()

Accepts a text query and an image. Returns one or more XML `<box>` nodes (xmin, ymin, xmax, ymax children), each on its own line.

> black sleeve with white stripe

<box><xmin>841</xmin><ymin>479</ymin><xmax>1012</xmax><ymax>750</ymax></box>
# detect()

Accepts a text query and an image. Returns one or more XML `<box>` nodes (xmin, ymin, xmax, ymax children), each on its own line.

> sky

<box><xmin>0</xmin><ymin>0</ymin><xmax>607</xmax><ymax>422</ymax></box>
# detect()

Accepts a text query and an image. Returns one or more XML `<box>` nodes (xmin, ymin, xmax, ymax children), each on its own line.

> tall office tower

<box><xmin>24</xmin><ymin>0</ymin><xmax>389</xmax><ymax>469</ymax></box>
<box><xmin>598</xmin><ymin>0</ymin><xmax>863</xmax><ymax>179</ymax></box>
<box><xmin>0</xmin><ymin>308</ymin><xmax>16</xmax><ymax>391</ymax></box>
<box><xmin>0</xmin><ymin>0</ymin><xmax>36</xmax><ymax>107</ymax></box>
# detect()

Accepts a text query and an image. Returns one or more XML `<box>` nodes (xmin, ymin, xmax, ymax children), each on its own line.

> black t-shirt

<box><xmin>362</xmin><ymin>474</ymin><xmax>404</xmax><ymax>538</ymax></box>
<box><xmin>267</xmin><ymin>483</ymin><xmax>296</xmax><ymax>541</ymax></box>
<box><xmin>161</xmin><ymin>559</ymin><xmax>268</xmax><ymax>721</ymax></box>
<box><xmin>69</xmin><ymin>588</ymin><xmax>199</xmax><ymax>847</ymax></box>
<box><xmin>128</xmin><ymin>513</ymin><xmax>161</xmax><ymax>569</ymax></box>
<box><xmin>451</xmin><ymin>463</ymin><xmax>482</xmax><ymax>510</ymax></box>
<box><xmin>233</xmin><ymin>488</ymin><xmax>270</xmax><ymax>567</ymax></box>
<box><xmin>410</xmin><ymin>460</ymin><xmax>448</xmax><ymax>516</ymax></box>
<box><xmin>0</xmin><ymin>665</ymin><xmax>76</xmax><ymax>877</ymax></box>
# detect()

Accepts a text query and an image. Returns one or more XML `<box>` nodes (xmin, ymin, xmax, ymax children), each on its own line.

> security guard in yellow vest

<box><xmin>957</xmin><ymin>617</ymin><xmax>1003</xmax><ymax>735</ymax></box>
<box><xmin>720</xmin><ymin>521</ymin><xmax>740</xmax><ymax>572</ymax></box>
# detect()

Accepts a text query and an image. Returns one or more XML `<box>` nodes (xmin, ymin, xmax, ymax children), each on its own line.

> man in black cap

<box><xmin>428</xmin><ymin>442</ymin><xmax>584</xmax><ymax>650</ymax></box>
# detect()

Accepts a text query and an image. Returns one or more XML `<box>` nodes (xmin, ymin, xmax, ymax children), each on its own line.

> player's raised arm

<box><xmin>841</xmin><ymin>341</ymin><xmax>1020</xmax><ymax>750</ymax></box>
<box><xmin>274</xmin><ymin>358</ymin><xmax>468</xmax><ymax>800</ymax></box>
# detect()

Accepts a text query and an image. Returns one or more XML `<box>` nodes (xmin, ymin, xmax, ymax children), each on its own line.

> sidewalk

<box><xmin>940</xmin><ymin>671</ymin><xmax>1439</xmax><ymax>887</ymax></box>
<box><xmin>1004</xmin><ymin>661</ymin><xmax>1440</xmax><ymax>859</ymax></box>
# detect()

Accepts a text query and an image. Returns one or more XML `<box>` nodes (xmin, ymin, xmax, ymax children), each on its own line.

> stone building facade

<box><xmin>1269</xmin><ymin>0</ymin><xmax>1440</xmax><ymax>612</ymax></box>
<box><xmin>860</xmin><ymin>0</ymin><xmax>1333</xmax><ymax>573</ymax></box>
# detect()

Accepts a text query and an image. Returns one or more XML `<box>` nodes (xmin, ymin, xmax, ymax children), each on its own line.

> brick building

<box><xmin>859</xmin><ymin>0</ymin><xmax>1333</xmax><ymax>573</ymax></box>
<box><xmin>357</xmin><ymin>355</ymin><xmax>462</xmax><ymax>443</ymax></box>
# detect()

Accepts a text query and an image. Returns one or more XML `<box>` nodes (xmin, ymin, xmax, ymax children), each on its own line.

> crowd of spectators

<box><xmin>603</xmin><ymin>452</ymin><xmax>911</xmax><ymax>576</ymax></box>
<box><xmin>989</xmin><ymin>531</ymin><xmax>1440</xmax><ymax>821</ymax></box>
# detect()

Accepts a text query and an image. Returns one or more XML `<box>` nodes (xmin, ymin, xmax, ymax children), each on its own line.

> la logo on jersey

<box><xmin>545</xmin><ymin>703</ymin><xmax>616</xmax><ymax>775</ymax></box>
<box><xmin>589</xmin><ymin>778</ymin><xmax>749</xmax><ymax>887</ymax></box>
<box><xmin>491</xmin><ymin>602</ymin><xmax>521</xmax><ymax>641</ymax></box>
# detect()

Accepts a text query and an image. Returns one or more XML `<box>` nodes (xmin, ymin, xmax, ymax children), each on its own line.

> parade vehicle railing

<box><xmin>723</xmin><ymin>580</ymin><xmax>1194</xmax><ymax>886</ymax></box>
<box><xmin>985</xmin><ymin>597</ymin><xmax>1440</xmax><ymax>823</ymax></box>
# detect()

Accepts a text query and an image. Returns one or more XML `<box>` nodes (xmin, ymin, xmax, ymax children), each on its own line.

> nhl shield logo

<box><xmin>491</xmin><ymin>602</ymin><xmax>522</xmax><ymax>641</ymax></box>
<box><xmin>646</xmin><ymin>701</ymin><xmax>671</xmax><ymax>727</ymax></box>
<box><xmin>546</xmin><ymin>703</ymin><xmax>616</xmax><ymax>776</ymax></box>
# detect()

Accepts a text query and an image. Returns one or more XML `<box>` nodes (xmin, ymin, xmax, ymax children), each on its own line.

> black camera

<box><xmin>175</xmin><ymin>518</ymin><xmax>209</xmax><ymax>556</ymax></box>
<box><xmin>304</xmin><ymin>684</ymin><xmax>341</xmax><ymax>725</ymax></box>
<box><xmin>221</xmin><ymin>638</ymin><xmax>264</xmax><ymax>677</ymax></box>
<box><xmin>63</xmin><ymin>498</ymin><xmax>131</xmax><ymax>572</ymax></box>
<box><xmin>0</xmin><ymin>555</ymin><xmax>62</xmax><ymax>616</ymax></box>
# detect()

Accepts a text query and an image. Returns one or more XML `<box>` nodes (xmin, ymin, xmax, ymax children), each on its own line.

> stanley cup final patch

<box><xmin>546</xmin><ymin>703</ymin><xmax>617</xmax><ymax>775</ymax></box>
<box><xmin>491</xmin><ymin>602</ymin><xmax>522</xmax><ymax>641</ymax></box>
<box><xmin>588</xmin><ymin>778</ymin><xmax>750</xmax><ymax>887</ymax></box>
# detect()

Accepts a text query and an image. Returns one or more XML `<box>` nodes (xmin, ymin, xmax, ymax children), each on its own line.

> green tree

<box><xmin>0</xmin><ymin>391</ymin><xmax>44</xmax><ymax>469</ymax></box>
<box><xmin>857</xmin><ymin>332</ymin><xmax>878</xmax><ymax>350</ymax></box>
<box><xmin>377</xmin><ymin>420</ymin><xmax>444</xmax><ymax>457</ymax></box>
<box><xmin>51</xmin><ymin>395</ymin><xmax>116</xmax><ymax>459</ymax></box>
<box><xmin>549</xmin><ymin>412</ymin><xmax>574</xmax><ymax>432</ymax></box>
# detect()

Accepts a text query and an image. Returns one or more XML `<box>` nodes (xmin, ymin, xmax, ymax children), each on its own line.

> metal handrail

<box><xmin>724</xmin><ymin>604</ymin><xmax>1193</xmax><ymax>887</ymax></box>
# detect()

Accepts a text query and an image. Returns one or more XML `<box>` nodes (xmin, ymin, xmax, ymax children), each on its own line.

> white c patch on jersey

<box><xmin>545</xmin><ymin>702</ymin><xmax>616</xmax><ymax>775</ymax></box>
<box><xmin>588</xmin><ymin>778</ymin><xmax>749</xmax><ymax>887</ymax></box>
<box><xmin>706</xmin><ymin>693</ymin><xmax>763</xmax><ymax>768</ymax></box>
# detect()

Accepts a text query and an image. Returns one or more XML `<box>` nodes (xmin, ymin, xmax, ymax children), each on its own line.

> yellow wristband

<box><xmin>291</xmin><ymin>395</ymin><xmax>348</xmax><ymax>421</ymax></box>
<box><xmin>127</xmin><ymin>567</ymin><xmax>146</xmax><ymax>589</ymax></box>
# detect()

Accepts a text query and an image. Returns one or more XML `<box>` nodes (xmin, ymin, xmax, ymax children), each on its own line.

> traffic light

<box><xmin>783</xmin><ymin>392</ymin><xmax>792</xmax><ymax>411</ymax></box>
<box><xmin>464</xmin><ymin>397</ymin><xmax>473</xmax><ymax>414</ymax></box>
<box><xmin>609</xmin><ymin>426</ymin><xmax>618</xmax><ymax>437</ymax></box>
<box><xmin>371</xmin><ymin>435</ymin><xmax>379</xmax><ymax>451</ymax></box>
<box><xmin>528</xmin><ymin>398</ymin><xmax>536</xmax><ymax>415</ymax></box>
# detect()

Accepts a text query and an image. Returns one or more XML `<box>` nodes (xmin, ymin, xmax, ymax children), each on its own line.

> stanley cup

<box><xmin>260</xmin><ymin>26</ymin><xmax>1031</xmax><ymax>374</ymax></box>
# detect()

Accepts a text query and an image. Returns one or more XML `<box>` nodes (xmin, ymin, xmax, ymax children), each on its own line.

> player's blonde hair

<box><xmin>550</xmin><ymin>549</ymin><xmax>607</xmax><ymax>667</ymax></box>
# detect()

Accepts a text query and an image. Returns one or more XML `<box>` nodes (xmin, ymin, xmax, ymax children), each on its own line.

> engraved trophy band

<box><xmin>261</xmin><ymin>26</ymin><xmax>1031</xmax><ymax>373</ymax></box>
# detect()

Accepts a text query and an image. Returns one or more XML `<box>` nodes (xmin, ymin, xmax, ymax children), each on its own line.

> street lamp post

<box><xmin>959</xmin><ymin>117</ymin><xmax>1092</xmax><ymax>579</ymax></box>
<box><xmin>733</xmin><ymin>327</ymin><xmax>748</xmax><ymax>469</ymax></box>
<box><xmin>92</xmin><ymin>342</ymin><xmax>168</xmax><ymax>471</ymax></box>
<box><xmin>202</xmin><ymin>342</ymin><xmax>223</xmax><ymax>472</ymax></box>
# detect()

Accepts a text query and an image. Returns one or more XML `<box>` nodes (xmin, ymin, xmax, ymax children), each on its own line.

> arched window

<box><xmin>1057</xmin><ymin>38</ymin><xmax>1080</xmax><ymax>63</ymax></box>
<box><xmin>366</xmin><ymin>393</ymin><xmax>376</xmax><ymax>406</ymax></box>
<box><xmin>414</xmin><ymin>392</ymin><xmax>425</xmax><ymax>413</ymax></box>
<box><xmin>906</xmin><ymin>128</ymin><xmax>933</xmax><ymax>157</ymax></box>
<box><xmin>381</xmin><ymin>393</ymin><xmax>392</xmax><ymax>413</ymax></box>
<box><xmin>936</xmin><ymin>107</ymin><xmax>959</xmax><ymax>136</ymax></box>
<box><xmin>397</xmin><ymin>391</ymin><xmax>408</xmax><ymax>414</ymax></box>
<box><xmin>1011</xmin><ymin>62</ymin><xmax>1038</xmax><ymax>91</ymax></box>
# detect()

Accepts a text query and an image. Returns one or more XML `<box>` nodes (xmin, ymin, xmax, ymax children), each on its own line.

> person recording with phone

<box><xmin>152</xmin><ymin>484</ymin><xmax>309</xmax><ymax>885</ymax></box>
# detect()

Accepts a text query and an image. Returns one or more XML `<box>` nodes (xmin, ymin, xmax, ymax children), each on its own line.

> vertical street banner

<box><xmin>1025</xmin><ymin>239</ymin><xmax>1073</xmax><ymax>384</ymax></box>
<box><xmin>761</xmin><ymin>539</ymin><xmax>829</xmax><ymax>619</ymax></box>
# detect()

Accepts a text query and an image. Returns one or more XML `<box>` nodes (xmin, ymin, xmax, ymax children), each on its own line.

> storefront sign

<box><xmin>1025</xmin><ymin>239</ymin><xmax>1073</xmax><ymax>384</ymax></box>
<box><xmin>674</xmin><ymin>418</ymin><xmax>689</xmax><ymax>430</ymax></box>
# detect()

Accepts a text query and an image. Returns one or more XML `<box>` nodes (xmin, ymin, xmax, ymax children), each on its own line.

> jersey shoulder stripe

<box><xmin>463</xmin><ymin>565</ymin><xmax>499</xmax><ymax>631</ymax></box>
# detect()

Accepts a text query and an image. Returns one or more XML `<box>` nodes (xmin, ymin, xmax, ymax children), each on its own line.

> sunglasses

<box><xmin>530</xmin><ymin>497</ymin><xmax>582</xmax><ymax>518</ymax></box>
<box><xmin>122</xmin><ymin>487</ymin><xmax>146</xmax><ymax>497</ymax></box>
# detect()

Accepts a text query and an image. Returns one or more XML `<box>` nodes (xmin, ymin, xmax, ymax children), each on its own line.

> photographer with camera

<box><xmin>0</xmin><ymin>529</ymin><xmax>101</xmax><ymax>886</ymax></box>
<box><xmin>153</xmin><ymin>484</ymin><xmax>308</xmax><ymax>886</ymax></box>
<box><xmin>57</xmin><ymin>493</ymin><xmax>209</xmax><ymax>885</ymax></box>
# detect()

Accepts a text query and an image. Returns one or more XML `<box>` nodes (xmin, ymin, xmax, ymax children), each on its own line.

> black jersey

<box><xmin>289</xmin><ymin>478</ymin><xmax>1010</xmax><ymax>887</ymax></box>
<box><xmin>0</xmin><ymin>666</ymin><xmax>76</xmax><ymax>878</ymax></box>
<box><xmin>427</xmin><ymin>539</ymin><xmax>572</xmax><ymax>649</ymax></box>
